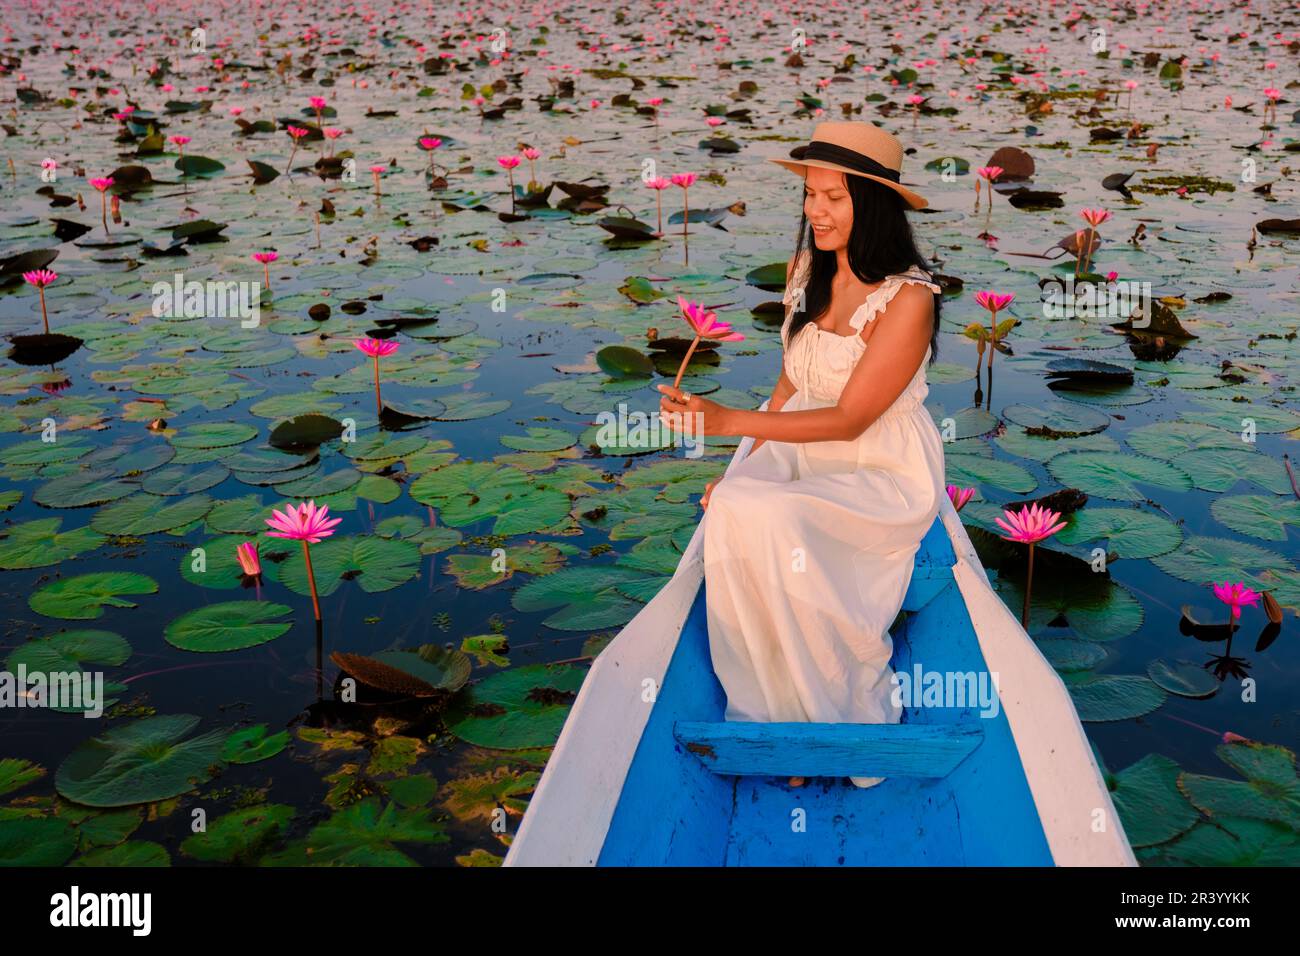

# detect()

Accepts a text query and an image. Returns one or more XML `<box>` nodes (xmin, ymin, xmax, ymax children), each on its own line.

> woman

<box><xmin>656</xmin><ymin>121</ymin><xmax>946</xmax><ymax>790</ymax></box>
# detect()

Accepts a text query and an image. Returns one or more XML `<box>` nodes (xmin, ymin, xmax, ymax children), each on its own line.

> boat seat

<box><xmin>673</xmin><ymin>719</ymin><xmax>984</xmax><ymax>779</ymax></box>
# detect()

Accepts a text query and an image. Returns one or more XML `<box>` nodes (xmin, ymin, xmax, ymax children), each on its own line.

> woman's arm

<box><xmin>710</xmin><ymin>282</ymin><xmax>934</xmax><ymax>444</ymax></box>
<box><xmin>749</xmin><ymin>367</ymin><xmax>797</xmax><ymax>455</ymax></box>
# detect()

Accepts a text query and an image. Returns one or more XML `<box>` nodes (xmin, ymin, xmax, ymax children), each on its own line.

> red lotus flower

<box><xmin>996</xmin><ymin>502</ymin><xmax>1066</xmax><ymax>544</ymax></box>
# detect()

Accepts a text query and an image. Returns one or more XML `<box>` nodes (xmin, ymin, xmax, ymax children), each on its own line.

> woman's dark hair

<box><xmin>785</xmin><ymin>174</ymin><xmax>940</xmax><ymax>363</ymax></box>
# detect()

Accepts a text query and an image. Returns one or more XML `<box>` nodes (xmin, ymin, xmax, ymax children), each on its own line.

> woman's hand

<box><xmin>701</xmin><ymin>477</ymin><xmax>721</xmax><ymax>511</ymax></box>
<box><xmin>657</xmin><ymin>384</ymin><xmax>731</xmax><ymax>436</ymax></box>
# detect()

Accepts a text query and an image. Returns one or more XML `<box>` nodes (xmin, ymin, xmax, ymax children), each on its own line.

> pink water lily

<box><xmin>646</xmin><ymin>176</ymin><xmax>672</xmax><ymax>235</ymax></box>
<box><xmin>671</xmin><ymin>172</ymin><xmax>697</xmax><ymax>236</ymax></box>
<box><xmin>1212</xmin><ymin>581</ymin><xmax>1261</xmax><ymax>624</ymax></box>
<box><xmin>520</xmin><ymin>145</ymin><xmax>541</xmax><ymax>188</ymax></box>
<box><xmin>285</xmin><ymin>125</ymin><xmax>309</xmax><ymax>173</ymax></box>
<box><xmin>997</xmin><ymin>502</ymin><xmax>1066</xmax><ymax>544</ymax></box>
<box><xmin>309</xmin><ymin>95</ymin><xmax>327</xmax><ymax>126</ymax></box>
<box><xmin>670</xmin><ymin>297</ymin><xmax>743</xmax><ymax>390</ymax></box>
<box><xmin>997</xmin><ymin>502</ymin><xmax>1066</xmax><ymax>628</ymax></box>
<box><xmin>369</xmin><ymin>164</ymin><xmax>386</xmax><ymax>196</ymax></box>
<box><xmin>235</xmin><ymin>541</ymin><xmax>261</xmax><ymax>577</ymax></box>
<box><xmin>1077</xmin><ymin>208</ymin><xmax>1111</xmax><ymax>275</ymax></box>
<box><xmin>266</xmin><ymin>500</ymin><xmax>342</xmax><ymax>621</ymax></box>
<box><xmin>355</xmin><ymin>337</ymin><xmax>400</xmax><ymax>413</ymax></box>
<box><xmin>252</xmin><ymin>251</ymin><xmax>278</xmax><ymax>289</ymax></box>
<box><xmin>498</xmin><ymin>155</ymin><xmax>521</xmax><ymax>211</ymax></box>
<box><xmin>24</xmin><ymin>269</ymin><xmax>58</xmax><ymax>334</ymax></box>
<box><xmin>974</xmin><ymin>290</ymin><xmax>1014</xmax><ymax>313</ymax></box>
<box><xmin>89</xmin><ymin>176</ymin><xmax>114</xmax><ymax>233</ymax></box>
<box><xmin>946</xmin><ymin>484</ymin><xmax>975</xmax><ymax>512</ymax></box>
<box><xmin>974</xmin><ymin>165</ymin><xmax>1003</xmax><ymax>232</ymax></box>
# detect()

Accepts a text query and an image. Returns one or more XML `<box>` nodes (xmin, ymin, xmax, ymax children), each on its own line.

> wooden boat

<box><xmin>504</xmin><ymin>411</ymin><xmax>1137</xmax><ymax>866</ymax></box>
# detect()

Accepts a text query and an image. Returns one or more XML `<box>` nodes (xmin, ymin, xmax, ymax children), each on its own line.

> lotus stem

<box><xmin>301</xmin><ymin>539</ymin><xmax>322</xmax><ymax>622</ymax></box>
<box><xmin>672</xmin><ymin>335</ymin><xmax>702</xmax><ymax>390</ymax></box>
<box><xmin>373</xmin><ymin>355</ymin><xmax>383</xmax><ymax>415</ymax></box>
<box><xmin>1022</xmin><ymin>541</ymin><xmax>1035</xmax><ymax>628</ymax></box>
<box><xmin>38</xmin><ymin>287</ymin><xmax>49</xmax><ymax>335</ymax></box>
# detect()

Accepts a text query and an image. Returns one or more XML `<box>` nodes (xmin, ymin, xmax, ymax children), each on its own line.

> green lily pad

<box><xmin>1108</xmin><ymin>753</ymin><xmax>1201</xmax><ymax>847</ymax></box>
<box><xmin>0</xmin><ymin>518</ymin><xmax>106</xmax><ymax>570</ymax></box>
<box><xmin>29</xmin><ymin>572</ymin><xmax>159</xmax><ymax>620</ymax></box>
<box><xmin>0</xmin><ymin>816</ymin><xmax>79</xmax><ymax>866</ymax></box>
<box><xmin>1065</xmin><ymin>673</ymin><xmax>1167</xmax><ymax>721</ymax></box>
<box><xmin>445</xmin><ymin>663</ymin><xmax>585</xmax><ymax>749</ymax></box>
<box><xmin>221</xmin><ymin>725</ymin><xmax>291</xmax><ymax>764</ymax></box>
<box><xmin>275</xmin><ymin>535</ymin><xmax>420</xmax><ymax>597</ymax></box>
<box><xmin>90</xmin><ymin>493</ymin><xmax>214</xmax><ymax>535</ymax></box>
<box><xmin>55</xmin><ymin>714</ymin><xmax>228</xmax><ymax>808</ymax></box>
<box><xmin>1048</xmin><ymin>451</ymin><xmax>1192</xmax><ymax>501</ymax></box>
<box><xmin>1178</xmin><ymin>741</ymin><xmax>1300</xmax><ymax>829</ymax></box>
<box><xmin>1053</xmin><ymin>508</ymin><xmax>1183</xmax><ymax>559</ymax></box>
<box><xmin>182</xmin><ymin>804</ymin><xmax>295</xmax><ymax>862</ymax></box>
<box><xmin>164</xmin><ymin>601</ymin><xmax>294</xmax><ymax>652</ymax></box>
<box><xmin>1147</xmin><ymin>659</ymin><xmax>1220</xmax><ymax>698</ymax></box>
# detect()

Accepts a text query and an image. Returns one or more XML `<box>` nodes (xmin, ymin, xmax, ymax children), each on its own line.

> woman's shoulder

<box><xmin>889</xmin><ymin>264</ymin><xmax>940</xmax><ymax>291</ymax></box>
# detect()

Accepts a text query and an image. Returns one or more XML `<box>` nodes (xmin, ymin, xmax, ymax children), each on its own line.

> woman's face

<box><xmin>802</xmin><ymin>166</ymin><xmax>854</xmax><ymax>252</ymax></box>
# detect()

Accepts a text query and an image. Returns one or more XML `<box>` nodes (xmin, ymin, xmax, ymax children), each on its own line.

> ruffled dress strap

<box><xmin>848</xmin><ymin>265</ymin><xmax>942</xmax><ymax>333</ymax></box>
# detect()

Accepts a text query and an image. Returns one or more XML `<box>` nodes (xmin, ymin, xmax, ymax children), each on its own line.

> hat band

<box><xmin>789</xmin><ymin>141</ymin><xmax>900</xmax><ymax>183</ymax></box>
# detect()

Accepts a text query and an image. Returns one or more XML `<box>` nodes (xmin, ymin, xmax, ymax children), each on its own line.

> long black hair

<box><xmin>785</xmin><ymin>174</ymin><xmax>941</xmax><ymax>363</ymax></box>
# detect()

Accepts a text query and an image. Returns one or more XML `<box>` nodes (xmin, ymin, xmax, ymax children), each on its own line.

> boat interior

<box><xmin>596</xmin><ymin>515</ymin><xmax>1056</xmax><ymax>865</ymax></box>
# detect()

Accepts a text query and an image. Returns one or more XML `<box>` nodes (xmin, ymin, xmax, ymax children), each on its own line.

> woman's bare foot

<box><xmin>788</xmin><ymin>776</ymin><xmax>806</xmax><ymax>787</ymax></box>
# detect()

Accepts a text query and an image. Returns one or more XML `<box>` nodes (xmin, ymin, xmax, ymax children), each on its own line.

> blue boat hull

<box><xmin>597</xmin><ymin>517</ymin><xmax>1055</xmax><ymax>866</ymax></box>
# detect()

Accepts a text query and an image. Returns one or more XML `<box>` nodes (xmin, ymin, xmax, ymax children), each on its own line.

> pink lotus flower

<box><xmin>671</xmin><ymin>172</ymin><xmax>698</xmax><ymax>237</ymax></box>
<box><xmin>1212</xmin><ymin>581</ymin><xmax>1261</xmax><ymax>622</ymax></box>
<box><xmin>947</xmin><ymin>484</ymin><xmax>975</xmax><ymax>512</ymax></box>
<box><xmin>266</xmin><ymin>500</ymin><xmax>342</xmax><ymax>545</ymax></box>
<box><xmin>976</xmin><ymin>165</ymin><xmax>1003</xmax><ymax>182</ymax></box>
<box><xmin>355</xmin><ymin>338</ymin><xmax>399</xmax><ymax>412</ymax></box>
<box><xmin>646</xmin><ymin>176</ymin><xmax>672</xmax><ymax>235</ymax></box>
<box><xmin>24</xmin><ymin>269</ymin><xmax>58</xmax><ymax>334</ymax></box>
<box><xmin>324</xmin><ymin>127</ymin><xmax>344</xmax><ymax>139</ymax></box>
<box><xmin>521</xmin><ymin>146</ymin><xmax>540</xmax><ymax>160</ymax></box>
<box><xmin>974</xmin><ymin>290</ymin><xmax>1014</xmax><ymax>313</ymax></box>
<box><xmin>169</xmin><ymin>134</ymin><xmax>191</xmax><ymax>147</ymax></box>
<box><xmin>1080</xmin><ymin>208</ymin><xmax>1111</xmax><ymax>227</ymax></box>
<box><xmin>230</xmin><ymin>106</ymin><xmax>244</xmax><ymax>116</ymax></box>
<box><xmin>88</xmin><ymin>177</ymin><xmax>114</xmax><ymax>234</ymax></box>
<box><xmin>997</xmin><ymin>502</ymin><xmax>1066</xmax><ymax>628</ymax></box>
<box><xmin>285</xmin><ymin>126</ymin><xmax>309</xmax><ymax>174</ymax></box>
<box><xmin>265</xmin><ymin>500</ymin><xmax>342</xmax><ymax>621</ymax></box>
<box><xmin>996</xmin><ymin>502</ymin><xmax>1066</xmax><ymax>544</ymax></box>
<box><xmin>666</xmin><ymin>297</ymin><xmax>743</xmax><ymax>391</ymax></box>
<box><xmin>1106</xmin><ymin>270</ymin><xmax>1119</xmax><ymax>281</ymax></box>
<box><xmin>252</xmin><ymin>251</ymin><xmax>277</xmax><ymax>289</ymax></box>
<box><xmin>354</xmin><ymin>337</ymin><xmax>399</xmax><ymax>358</ymax></box>
<box><xmin>706</xmin><ymin>116</ymin><xmax>724</xmax><ymax>127</ymax></box>
<box><xmin>419</xmin><ymin>136</ymin><xmax>442</xmax><ymax>150</ymax></box>
<box><xmin>235</xmin><ymin>541</ymin><xmax>261</xmax><ymax>576</ymax></box>
<box><xmin>647</xmin><ymin>97</ymin><xmax>663</xmax><ymax>107</ymax></box>
<box><xmin>1222</xmin><ymin>731</ymin><xmax>1251</xmax><ymax>744</ymax></box>
<box><xmin>497</xmin><ymin>155</ymin><xmax>521</xmax><ymax>170</ymax></box>
<box><xmin>678</xmin><ymin>297</ymin><xmax>743</xmax><ymax>342</ymax></box>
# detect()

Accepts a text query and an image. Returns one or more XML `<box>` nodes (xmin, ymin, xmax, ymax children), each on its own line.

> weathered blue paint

<box><xmin>597</xmin><ymin>515</ymin><xmax>1055</xmax><ymax>866</ymax></box>
<box><xmin>673</xmin><ymin>719</ymin><xmax>985</xmax><ymax>778</ymax></box>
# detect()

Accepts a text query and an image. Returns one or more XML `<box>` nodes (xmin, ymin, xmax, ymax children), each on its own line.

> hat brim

<box><xmin>769</xmin><ymin>157</ymin><xmax>929</xmax><ymax>210</ymax></box>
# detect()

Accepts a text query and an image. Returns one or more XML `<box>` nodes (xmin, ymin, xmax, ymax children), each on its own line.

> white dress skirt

<box><xmin>701</xmin><ymin>253</ymin><xmax>946</xmax><ymax>787</ymax></box>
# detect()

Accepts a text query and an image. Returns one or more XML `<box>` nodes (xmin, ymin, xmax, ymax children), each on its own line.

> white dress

<box><xmin>701</xmin><ymin>251</ymin><xmax>946</xmax><ymax>787</ymax></box>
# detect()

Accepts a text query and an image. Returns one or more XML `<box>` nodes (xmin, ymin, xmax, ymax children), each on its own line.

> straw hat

<box><xmin>769</xmin><ymin>121</ymin><xmax>928</xmax><ymax>209</ymax></box>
